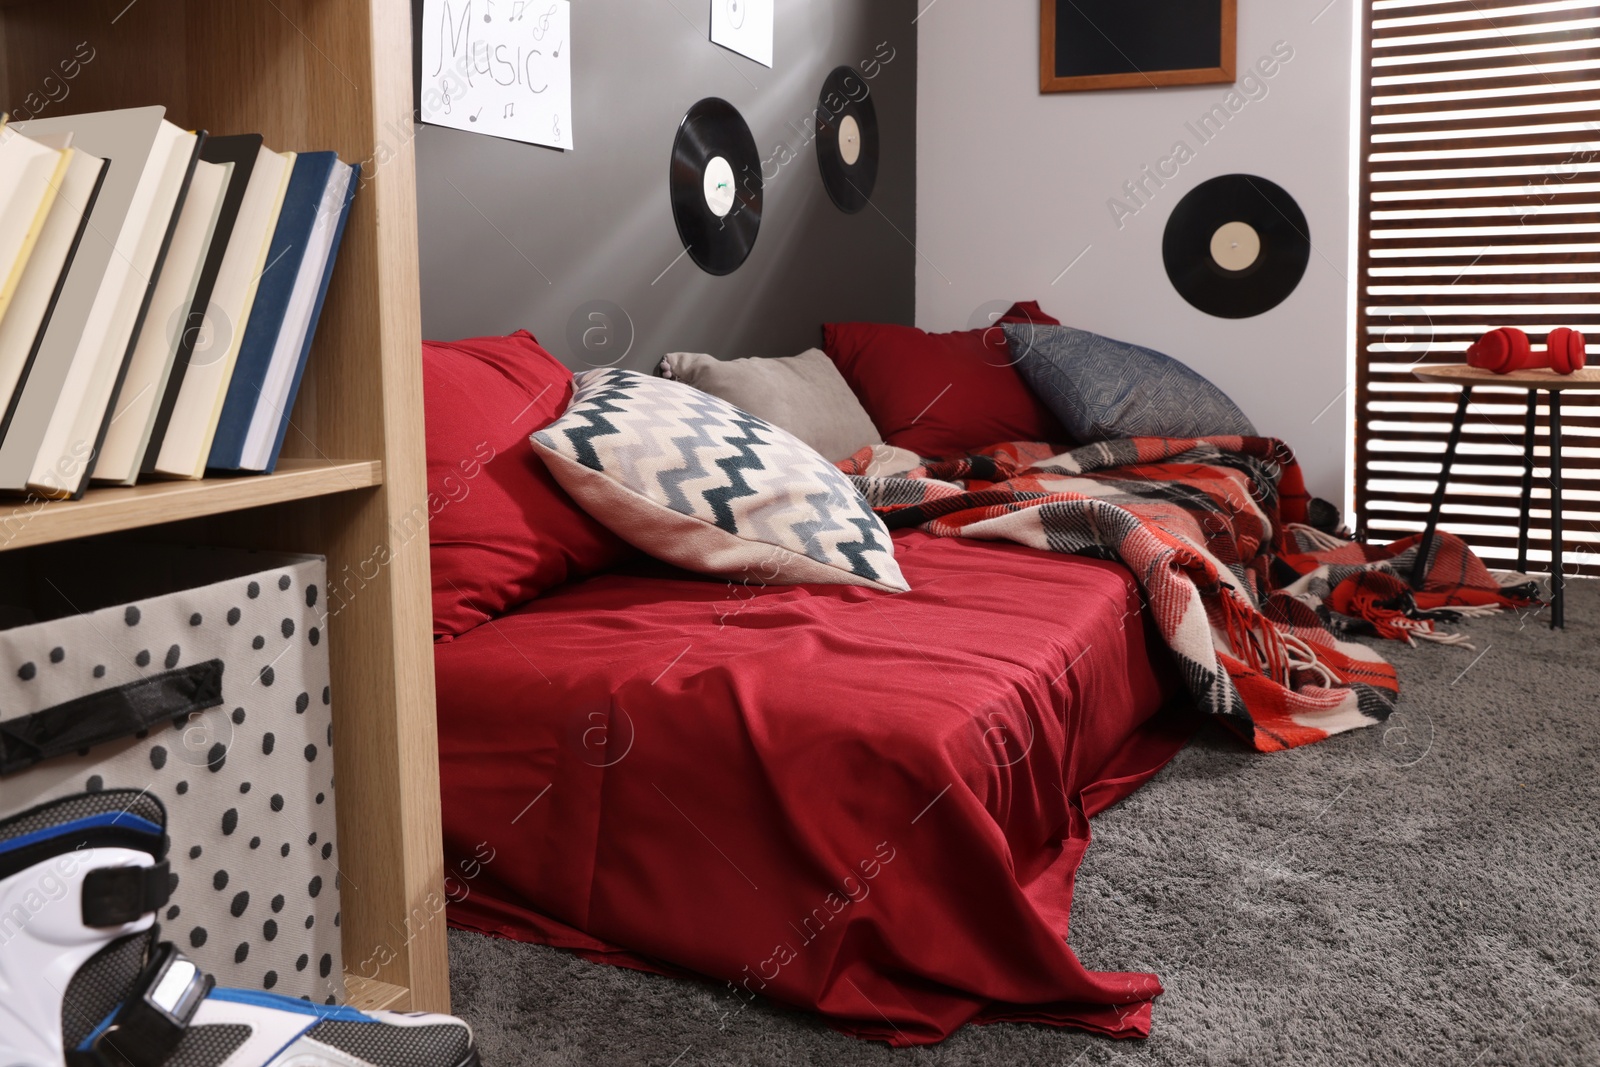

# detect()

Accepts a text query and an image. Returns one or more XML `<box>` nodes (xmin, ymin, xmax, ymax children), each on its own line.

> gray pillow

<box><xmin>658</xmin><ymin>349</ymin><xmax>882</xmax><ymax>462</ymax></box>
<box><xmin>1005</xmin><ymin>324</ymin><xmax>1256</xmax><ymax>441</ymax></box>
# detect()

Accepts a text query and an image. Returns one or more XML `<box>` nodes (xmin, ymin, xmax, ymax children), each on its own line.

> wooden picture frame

<box><xmin>1041</xmin><ymin>0</ymin><xmax>1237</xmax><ymax>93</ymax></box>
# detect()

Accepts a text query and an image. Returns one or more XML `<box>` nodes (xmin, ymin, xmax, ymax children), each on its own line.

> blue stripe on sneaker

<box><xmin>75</xmin><ymin>1008</ymin><xmax>120</xmax><ymax>1051</ymax></box>
<box><xmin>208</xmin><ymin>987</ymin><xmax>373</xmax><ymax>1023</ymax></box>
<box><xmin>0</xmin><ymin>813</ymin><xmax>163</xmax><ymax>856</ymax></box>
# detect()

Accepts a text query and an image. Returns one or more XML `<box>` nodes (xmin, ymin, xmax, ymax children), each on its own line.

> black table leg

<box><xmin>1412</xmin><ymin>385</ymin><xmax>1473</xmax><ymax>591</ymax></box>
<box><xmin>1517</xmin><ymin>391</ymin><xmax>1538</xmax><ymax>574</ymax></box>
<box><xmin>1550</xmin><ymin>389</ymin><xmax>1564</xmax><ymax>630</ymax></box>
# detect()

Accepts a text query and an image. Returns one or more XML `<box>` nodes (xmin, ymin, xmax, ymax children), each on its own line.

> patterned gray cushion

<box><xmin>530</xmin><ymin>369</ymin><xmax>907</xmax><ymax>592</ymax></box>
<box><xmin>1005</xmin><ymin>324</ymin><xmax>1256</xmax><ymax>441</ymax></box>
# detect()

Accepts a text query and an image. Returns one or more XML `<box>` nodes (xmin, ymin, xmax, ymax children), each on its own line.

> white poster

<box><xmin>709</xmin><ymin>0</ymin><xmax>773</xmax><ymax>68</ymax></box>
<box><xmin>421</xmin><ymin>0</ymin><xmax>573</xmax><ymax>151</ymax></box>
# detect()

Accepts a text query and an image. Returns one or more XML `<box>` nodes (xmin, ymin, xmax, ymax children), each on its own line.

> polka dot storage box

<box><xmin>0</xmin><ymin>545</ymin><xmax>344</xmax><ymax>1004</ymax></box>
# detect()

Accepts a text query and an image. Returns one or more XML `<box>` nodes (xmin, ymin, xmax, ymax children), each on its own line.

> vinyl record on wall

<box><xmin>670</xmin><ymin>97</ymin><xmax>763</xmax><ymax>276</ymax></box>
<box><xmin>816</xmin><ymin>66</ymin><xmax>880</xmax><ymax>214</ymax></box>
<box><xmin>1162</xmin><ymin>174</ymin><xmax>1310</xmax><ymax>319</ymax></box>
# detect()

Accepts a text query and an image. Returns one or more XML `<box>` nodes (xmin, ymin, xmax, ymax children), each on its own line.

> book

<box><xmin>208</xmin><ymin>151</ymin><xmax>339</xmax><ymax>472</ymax></box>
<box><xmin>0</xmin><ymin>145</ymin><xmax>107</xmax><ymax>440</ymax></box>
<box><xmin>0</xmin><ymin>128</ymin><xmax>67</xmax><ymax>333</ymax></box>
<box><xmin>148</xmin><ymin>146</ymin><xmax>294</xmax><ymax>480</ymax></box>
<box><xmin>239</xmin><ymin>161</ymin><xmax>357</xmax><ymax>473</ymax></box>
<box><xmin>140</xmin><ymin>134</ymin><xmax>264</xmax><ymax>477</ymax></box>
<box><xmin>94</xmin><ymin>157</ymin><xmax>231</xmax><ymax>485</ymax></box>
<box><xmin>40</xmin><ymin>127</ymin><xmax>202</xmax><ymax>497</ymax></box>
<box><xmin>0</xmin><ymin>107</ymin><xmax>184</xmax><ymax>496</ymax></box>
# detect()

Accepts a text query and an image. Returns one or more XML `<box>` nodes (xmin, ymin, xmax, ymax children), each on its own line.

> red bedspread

<box><xmin>437</xmin><ymin>531</ymin><xmax>1193</xmax><ymax>1044</ymax></box>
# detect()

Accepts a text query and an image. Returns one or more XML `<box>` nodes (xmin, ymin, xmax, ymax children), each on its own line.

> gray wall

<box><xmin>413</xmin><ymin>0</ymin><xmax>918</xmax><ymax>372</ymax></box>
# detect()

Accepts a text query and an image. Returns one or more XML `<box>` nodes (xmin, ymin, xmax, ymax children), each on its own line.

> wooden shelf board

<box><xmin>0</xmin><ymin>459</ymin><xmax>383</xmax><ymax>551</ymax></box>
<box><xmin>344</xmin><ymin>973</ymin><xmax>411</xmax><ymax>1012</ymax></box>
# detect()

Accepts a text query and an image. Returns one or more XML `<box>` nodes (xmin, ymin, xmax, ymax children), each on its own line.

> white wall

<box><xmin>916</xmin><ymin>0</ymin><xmax>1355</xmax><ymax>503</ymax></box>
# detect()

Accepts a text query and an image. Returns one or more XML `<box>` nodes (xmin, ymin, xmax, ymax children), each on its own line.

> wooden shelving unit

<box><xmin>0</xmin><ymin>0</ymin><xmax>449</xmax><ymax>1012</ymax></box>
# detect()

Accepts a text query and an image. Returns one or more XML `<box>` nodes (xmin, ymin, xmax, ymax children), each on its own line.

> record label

<box><xmin>1163</xmin><ymin>174</ymin><xmax>1310</xmax><ymax>319</ymax></box>
<box><xmin>670</xmin><ymin>97</ymin><xmax>762</xmax><ymax>276</ymax></box>
<box><xmin>703</xmin><ymin>156</ymin><xmax>736</xmax><ymax>217</ymax></box>
<box><xmin>839</xmin><ymin>114</ymin><xmax>862</xmax><ymax>166</ymax></box>
<box><xmin>1210</xmin><ymin>221</ymin><xmax>1260</xmax><ymax>272</ymax></box>
<box><xmin>816</xmin><ymin>66</ymin><xmax>880</xmax><ymax>214</ymax></box>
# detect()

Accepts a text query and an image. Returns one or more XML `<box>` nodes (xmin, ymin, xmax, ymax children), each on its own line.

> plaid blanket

<box><xmin>841</xmin><ymin>436</ymin><xmax>1533</xmax><ymax>753</ymax></box>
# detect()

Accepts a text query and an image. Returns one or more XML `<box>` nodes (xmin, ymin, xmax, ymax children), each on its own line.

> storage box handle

<box><xmin>0</xmin><ymin>660</ymin><xmax>225</xmax><ymax>776</ymax></box>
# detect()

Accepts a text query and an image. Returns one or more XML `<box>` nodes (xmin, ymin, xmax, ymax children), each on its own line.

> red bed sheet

<box><xmin>436</xmin><ymin>530</ymin><xmax>1193</xmax><ymax>1044</ymax></box>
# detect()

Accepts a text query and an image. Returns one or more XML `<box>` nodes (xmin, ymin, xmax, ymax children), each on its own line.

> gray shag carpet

<box><xmin>447</xmin><ymin>582</ymin><xmax>1600</xmax><ymax>1066</ymax></box>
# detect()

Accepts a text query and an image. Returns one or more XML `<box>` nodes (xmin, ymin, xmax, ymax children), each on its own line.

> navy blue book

<box><xmin>258</xmin><ymin>163</ymin><xmax>358</xmax><ymax>473</ymax></box>
<box><xmin>207</xmin><ymin>150</ymin><xmax>338</xmax><ymax>471</ymax></box>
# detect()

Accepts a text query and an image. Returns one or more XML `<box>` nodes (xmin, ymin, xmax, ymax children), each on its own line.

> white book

<box><xmin>0</xmin><ymin>145</ymin><xmax>105</xmax><ymax>426</ymax></box>
<box><xmin>0</xmin><ymin>107</ymin><xmax>173</xmax><ymax>495</ymax></box>
<box><xmin>25</xmin><ymin>124</ymin><xmax>197</xmax><ymax>497</ymax></box>
<box><xmin>240</xmin><ymin>161</ymin><xmax>353</xmax><ymax>470</ymax></box>
<box><xmin>0</xmin><ymin>127</ymin><xmax>67</xmax><ymax>332</ymax></box>
<box><xmin>94</xmin><ymin>158</ymin><xmax>232</xmax><ymax>485</ymax></box>
<box><xmin>151</xmin><ymin>147</ymin><xmax>294</xmax><ymax>480</ymax></box>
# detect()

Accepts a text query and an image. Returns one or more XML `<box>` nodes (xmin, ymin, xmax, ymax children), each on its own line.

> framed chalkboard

<box><xmin>1041</xmin><ymin>0</ymin><xmax>1236</xmax><ymax>93</ymax></box>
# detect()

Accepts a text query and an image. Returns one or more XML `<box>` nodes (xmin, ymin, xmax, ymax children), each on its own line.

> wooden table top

<box><xmin>1413</xmin><ymin>363</ymin><xmax>1600</xmax><ymax>390</ymax></box>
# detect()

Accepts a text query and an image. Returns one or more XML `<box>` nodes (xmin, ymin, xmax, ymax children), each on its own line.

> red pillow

<box><xmin>822</xmin><ymin>302</ymin><xmax>1068</xmax><ymax>458</ymax></box>
<box><xmin>423</xmin><ymin>331</ymin><xmax>632</xmax><ymax>638</ymax></box>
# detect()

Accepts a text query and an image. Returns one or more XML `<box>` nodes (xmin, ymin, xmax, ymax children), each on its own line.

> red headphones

<box><xmin>1549</xmin><ymin>328</ymin><xmax>1587</xmax><ymax>375</ymax></box>
<box><xmin>1465</xmin><ymin>328</ymin><xmax>1587</xmax><ymax>375</ymax></box>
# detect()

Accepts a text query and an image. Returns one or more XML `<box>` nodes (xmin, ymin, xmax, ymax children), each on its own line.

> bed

<box><xmin>437</xmin><ymin>530</ymin><xmax>1193</xmax><ymax>1044</ymax></box>
<box><xmin>424</xmin><ymin>325</ymin><xmax>1521</xmax><ymax>1047</ymax></box>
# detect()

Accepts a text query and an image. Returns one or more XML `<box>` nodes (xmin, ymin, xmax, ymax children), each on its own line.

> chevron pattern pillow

<box><xmin>530</xmin><ymin>369</ymin><xmax>908</xmax><ymax>592</ymax></box>
<box><xmin>1005</xmin><ymin>324</ymin><xmax>1256</xmax><ymax>442</ymax></box>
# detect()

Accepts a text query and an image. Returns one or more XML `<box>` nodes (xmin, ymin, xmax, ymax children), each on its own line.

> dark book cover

<box><xmin>261</xmin><ymin>163</ymin><xmax>359</xmax><ymax>473</ymax></box>
<box><xmin>139</xmin><ymin>133</ymin><xmax>264</xmax><ymax>476</ymax></box>
<box><xmin>206</xmin><ymin>150</ymin><xmax>337</xmax><ymax>472</ymax></box>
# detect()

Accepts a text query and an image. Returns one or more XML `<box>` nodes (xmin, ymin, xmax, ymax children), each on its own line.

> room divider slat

<box><xmin>1354</xmin><ymin>0</ymin><xmax>1600</xmax><ymax>571</ymax></box>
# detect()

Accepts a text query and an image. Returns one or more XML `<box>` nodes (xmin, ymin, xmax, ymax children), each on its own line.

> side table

<box><xmin>1410</xmin><ymin>364</ymin><xmax>1600</xmax><ymax>630</ymax></box>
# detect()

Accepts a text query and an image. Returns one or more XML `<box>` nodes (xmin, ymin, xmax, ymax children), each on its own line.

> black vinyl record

<box><xmin>1162</xmin><ymin>174</ymin><xmax>1310</xmax><ymax>319</ymax></box>
<box><xmin>816</xmin><ymin>66</ymin><xmax>880</xmax><ymax>214</ymax></box>
<box><xmin>670</xmin><ymin>97</ymin><xmax>762</xmax><ymax>276</ymax></box>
